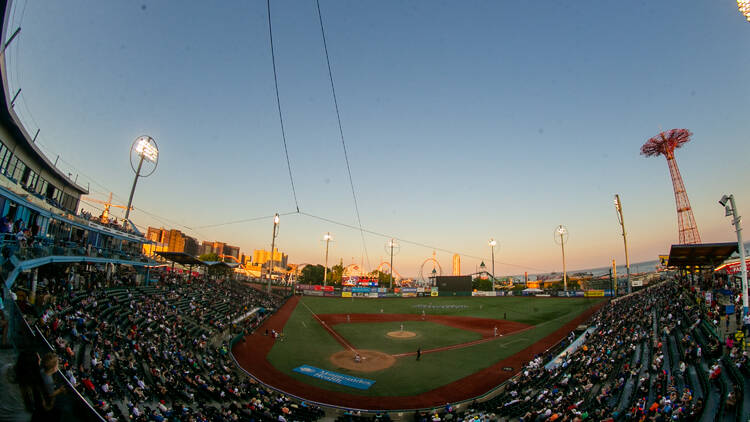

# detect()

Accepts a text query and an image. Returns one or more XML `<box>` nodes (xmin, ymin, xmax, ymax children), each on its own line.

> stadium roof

<box><xmin>667</xmin><ymin>242</ymin><xmax>738</xmax><ymax>268</ymax></box>
<box><xmin>202</xmin><ymin>261</ymin><xmax>239</xmax><ymax>269</ymax></box>
<box><xmin>155</xmin><ymin>251</ymin><xmax>207</xmax><ymax>267</ymax></box>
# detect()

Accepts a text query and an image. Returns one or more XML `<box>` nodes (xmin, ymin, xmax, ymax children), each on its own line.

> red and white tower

<box><xmin>641</xmin><ymin>129</ymin><xmax>701</xmax><ymax>244</ymax></box>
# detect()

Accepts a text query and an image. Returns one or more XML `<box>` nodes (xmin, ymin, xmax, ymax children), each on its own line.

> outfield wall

<box><xmin>295</xmin><ymin>284</ymin><xmax>617</xmax><ymax>298</ymax></box>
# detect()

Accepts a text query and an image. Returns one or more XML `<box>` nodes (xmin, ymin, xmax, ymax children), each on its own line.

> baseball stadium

<box><xmin>1</xmin><ymin>1</ymin><xmax>750</xmax><ymax>422</ymax></box>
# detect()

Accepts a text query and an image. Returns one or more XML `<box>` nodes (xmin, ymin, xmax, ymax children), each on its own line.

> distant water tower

<box><xmin>452</xmin><ymin>254</ymin><xmax>461</xmax><ymax>275</ymax></box>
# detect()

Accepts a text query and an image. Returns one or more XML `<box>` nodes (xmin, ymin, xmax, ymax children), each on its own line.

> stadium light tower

<box><xmin>738</xmin><ymin>1</ymin><xmax>750</xmax><ymax>22</ymax></box>
<box><xmin>387</xmin><ymin>238</ymin><xmax>400</xmax><ymax>290</ymax></box>
<box><xmin>323</xmin><ymin>232</ymin><xmax>332</xmax><ymax>286</ymax></box>
<box><xmin>614</xmin><ymin>194</ymin><xmax>632</xmax><ymax>294</ymax></box>
<box><xmin>124</xmin><ymin>136</ymin><xmax>159</xmax><ymax>230</ymax></box>
<box><xmin>489</xmin><ymin>238</ymin><xmax>497</xmax><ymax>291</ymax></box>
<box><xmin>720</xmin><ymin>194</ymin><xmax>748</xmax><ymax>316</ymax></box>
<box><xmin>266</xmin><ymin>213</ymin><xmax>280</xmax><ymax>294</ymax></box>
<box><xmin>555</xmin><ymin>225</ymin><xmax>569</xmax><ymax>292</ymax></box>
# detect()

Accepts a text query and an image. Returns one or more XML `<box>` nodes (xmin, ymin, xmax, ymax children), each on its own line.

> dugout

<box><xmin>435</xmin><ymin>275</ymin><xmax>472</xmax><ymax>295</ymax></box>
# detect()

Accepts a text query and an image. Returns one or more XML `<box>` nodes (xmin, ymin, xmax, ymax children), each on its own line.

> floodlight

<box><xmin>739</xmin><ymin>1</ymin><xmax>750</xmax><ymax>21</ymax></box>
<box><xmin>135</xmin><ymin>136</ymin><xmax>158</xmax><ymax>162</ymax></box>
<box><xmin>719</xmin><ymin>195</ymin><xmax>731</xmax><ymax>207</ymax></box>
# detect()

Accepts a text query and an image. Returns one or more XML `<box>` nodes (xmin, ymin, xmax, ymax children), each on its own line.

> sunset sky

<box><xmin>5</xmin><ymin>0</ymin><xmax>749</xmax><ymax>277</ymax></box>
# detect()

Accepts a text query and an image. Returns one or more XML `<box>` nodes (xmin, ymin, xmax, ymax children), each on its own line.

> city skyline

<box><xmin>5</xmin><ymin>1</ymin><xmax>749</xmax><ymax>276</ymax></box>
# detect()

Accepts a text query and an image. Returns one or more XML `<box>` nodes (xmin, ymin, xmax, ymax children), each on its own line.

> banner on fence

<box><xmin>401</xmin><ymin>287</ymin><xmax>417</xmax><ymax>298</ymax></box>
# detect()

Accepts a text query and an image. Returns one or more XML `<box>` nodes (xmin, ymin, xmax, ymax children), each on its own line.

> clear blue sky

<box><xmin>5</xmin><ymin>0</ymin><xmax>750</xmax><ymax>277</ymax></box>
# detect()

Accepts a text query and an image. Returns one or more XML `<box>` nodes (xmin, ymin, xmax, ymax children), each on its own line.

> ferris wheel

<box><xmin>418</xmin><ymin>251</ymin><xmax>442</xmax><ymax>284</ymax></box>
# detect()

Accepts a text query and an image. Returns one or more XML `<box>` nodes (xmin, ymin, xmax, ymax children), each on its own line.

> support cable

<box><xmin>194</xmin><ymin>211</ymin><xmax>299</xmax><ymax>229</ymax></box>
<box><xmin>314</xmin><ymin>0</ymin><xmax>370</xmax><ymax>271</ymax></box>
<box><xmin>266</xmin><ymin>0</ymin><xmax>300</xmax><ymax>213</ymax></box>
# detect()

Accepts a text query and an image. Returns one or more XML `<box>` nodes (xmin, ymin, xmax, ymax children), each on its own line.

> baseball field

<box><xmin>232</xmin><ymin>294</ymin><xmax>605</xmax><ymax>410</ymax></box>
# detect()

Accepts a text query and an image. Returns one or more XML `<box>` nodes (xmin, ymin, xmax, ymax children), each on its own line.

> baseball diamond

<box><xmin>231</xmin><ymin>295</ymin><xmax>604</xmax><ymax>410</ymax></box>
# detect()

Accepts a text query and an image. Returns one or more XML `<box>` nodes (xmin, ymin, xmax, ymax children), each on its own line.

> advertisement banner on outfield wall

<box><xmin>401</xmin><ymin>288</ymin><xmax>417</xmax><ymax>298</ymax></box>
<box><xmin>378</xmin><ymin>288</ymin><xmax>387</xmax><ymax>293</ymax></box>
<box><xmin>342</xmin><ymin>291</ymin><xmax>352</xmax><ymax>298</ymax></box>
<box><xmin>584</xmin><ymin>290</ymin><xmax>605</xmax><ymax>297</ymax></box>
<box><xmin>305</xmin><ymin>290</ymin><xmax>323</xmax><ymax>296</ymax></box>
<box><xmin>323</xmin><ymin>291</ymin><xmax>337</xmax><ymax>297</ymax></box>
<box><xmin>369</xmin><ymin>292</ymin><xmax>378</xmax><ymax>298</ymax></box>
<box><xmin>352</xmin><ymin>287</ymin><xmax>371</xmax><ymax>293</ymax></box>
<box><xmin>431</xmin><ymin>287</ymin><xmax>439</xmax><ymax>297</ymax></box>
<box><xmin>378</xmin><ymin>292</ymin><xmax>387</xmax><ymax>297</ymax></box>
<box><xmin>574</xmin><ymin>291</ymin><xmax>585</xmax><ymax>297</ymax></box>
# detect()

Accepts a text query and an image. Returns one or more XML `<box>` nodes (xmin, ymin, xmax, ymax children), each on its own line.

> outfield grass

<box><xmin>267</xmin><ymin>296</ymin><xmax>602</xmax><ymax>396</ymax></box>
<box><xmin>297</xmin><ymin>295</ymin><xmax>597</xmax><ymax>326</ymax></box>
<box><xmin>333</xmin><ymin>321</ymin><xmax>482</xmax><ymax>355</ymax></box>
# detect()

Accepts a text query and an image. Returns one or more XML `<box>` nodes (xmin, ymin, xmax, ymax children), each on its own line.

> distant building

<box><xmin>183</xmin><ymin>236</ymin><xmax>199</xmax><ymax>256</ymax></box>
<box><xmin>146</xmin><ymin>227</ymin><xmax>168</xmax><ymax>244</ymax></box>
<box><xmin>254</xmin><ymin>248</ymin><xmax>288</xmax><ymax>271</ymax></box>
<box><xmin>223</xmin><ymin>244</ymin><xmax>240</xmax><ymax>261</ymax></box>
<box><xmin>145</xmin><ymin>226</ymin><xmax>198</xmax><ymax>256</ymax></box>
<box><xmin>199</xmin><ymin>241</ymin><xmax>241</xmax><ymax>263</ymax></box>
<box><xmin>452</xmin><ymin>254</ymin><xmax>461</xmax><ymax>276</ymax></box>
<box><xmin>200</xmin><ymin>241</ymin><xmax>226</xmax><ymax>256</ymax></box>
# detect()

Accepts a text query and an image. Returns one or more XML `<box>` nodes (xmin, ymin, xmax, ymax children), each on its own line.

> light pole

<box><xmin>267</xmin><ymin>213</ymin><xmax>280</xmax><ymax>294</ymax></box>
<box><xmin>124</xmin><ymin>136</ymin><xmax>158</xmax><ymax>230</ymax></box>
<box><xmin>720</xmin><ymin>194</ymin><xmax>748</xmax><ymax>316</ymax></box>
<box><xmin>386</xmin><ymin>238</ymin><xmax>400</xmax><ymax>290</ymax></box>
<box><xmin>555</xmin><ymin>225</ymin><xmax>569</xmax><ymax>292</ymax></box>
<box><xmin>489</xmin><ymin>238</ymin><xmax>497</xmax><ymax>291</ymax></box>
<box><xmin>614</xmin><ymin>194</ymin><xmax>631</xmax><ymax>294</ymax></box>
<box><xmin>323</xmin><ymin>232</ymin><xmax>332</xmax><ymax>286</ymax></box>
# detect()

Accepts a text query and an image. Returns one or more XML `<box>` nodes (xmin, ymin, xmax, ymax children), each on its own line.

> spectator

<box><xmin>0</xmin><ymin>351</ymin><xmax>58</xmax><ymax>422</ymax></box>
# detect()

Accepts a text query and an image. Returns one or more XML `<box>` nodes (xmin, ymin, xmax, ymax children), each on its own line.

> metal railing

<box><xmin>0</xmin><ymin>237</ymin><xmax>148</xmax><ymax>264</ymax></box>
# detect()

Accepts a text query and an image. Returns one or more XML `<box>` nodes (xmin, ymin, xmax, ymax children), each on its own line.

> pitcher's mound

<box><xmin>330</xmin><ymin>350</ymin><xmax>396</xmax><ymax>372</ymax></box>
<box><xmin>387</xmin><ymin>331</ymin><xmax>416</xmax><ymax>338</ymax></box>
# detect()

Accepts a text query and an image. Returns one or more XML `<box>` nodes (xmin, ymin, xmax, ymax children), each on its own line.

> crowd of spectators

<box><xmin>8</xmin><ymin>269</ymin><xmax>750</xmax><ymax>422</ymax></box>
<box><xmin>452</xmin><ymin>279</ymin><xmax>749</xmax><ymax>422</ymax></box>
<box><xmin>10</xmin><ymin>271</ymin><xmax>324</xmax><ymax>422</ymax></box>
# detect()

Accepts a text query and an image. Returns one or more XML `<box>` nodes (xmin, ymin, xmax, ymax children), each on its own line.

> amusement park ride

<box><xmin>641</xmin><ymin>129</ymin><xmax>701</xmax><ymax>245</ymax></box>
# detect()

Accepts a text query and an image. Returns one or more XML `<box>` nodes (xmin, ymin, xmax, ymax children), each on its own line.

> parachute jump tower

<box><xmin>641</xmin><ymin>129</ymin><xmax>701</xmax><ymax>244</ymax></box>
